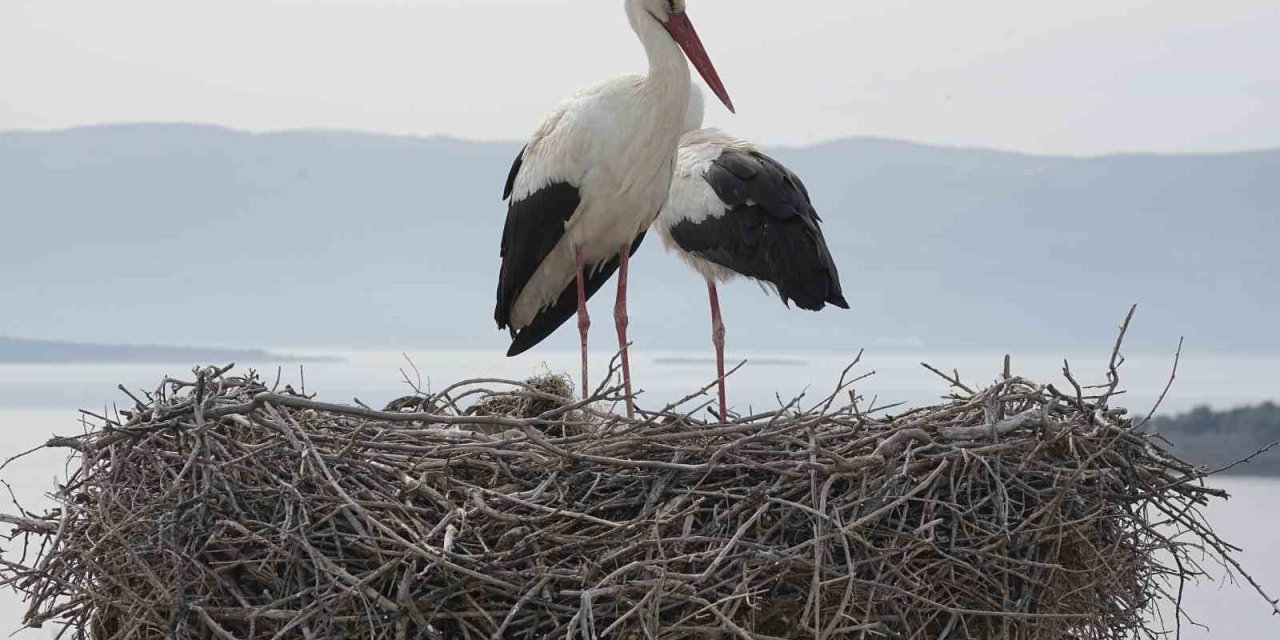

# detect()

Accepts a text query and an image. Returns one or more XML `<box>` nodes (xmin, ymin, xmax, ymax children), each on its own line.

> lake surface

<box><xmin>1</xmin><ymin>351</ymin><xmax>1278</xmax><ymax>636</ymax></box>
<box><xmin>2</xmin><ymin>347</ymin><xmax>1277</xmax><ymax>415</ymax></box>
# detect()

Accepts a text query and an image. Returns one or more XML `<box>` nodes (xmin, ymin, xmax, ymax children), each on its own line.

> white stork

<box><xmin>655</xmin><ymin>116</ymin><xmax>848</xmax><ymax>421</ymax></box>
<box><xmin>495</xmin><ymin>0</ymin><xmax>734</xmax><ymax>417</ymax></box>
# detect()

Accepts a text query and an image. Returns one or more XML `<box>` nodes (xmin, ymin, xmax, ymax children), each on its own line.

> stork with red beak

<box><xmin>495</xmin><ymin>0</ymin><xmax>734</xmax><ymax>417</ymax></box>
<box><xmin>655</xmin><ymin>92</ymin><xmax>849</xmax><ymax>421</ymax></box>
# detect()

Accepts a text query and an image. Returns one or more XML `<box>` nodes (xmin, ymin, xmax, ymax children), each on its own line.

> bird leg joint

<box><xmin>613</xmin><ymin>301</ymin><xmax>629</xmax><ymax>333</ymax></box>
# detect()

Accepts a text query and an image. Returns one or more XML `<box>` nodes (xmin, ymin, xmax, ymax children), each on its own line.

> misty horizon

<box><xmin>6</xmin><ymin>121</ymin><xmax>1280</xmax><ymax>160</ymax></box>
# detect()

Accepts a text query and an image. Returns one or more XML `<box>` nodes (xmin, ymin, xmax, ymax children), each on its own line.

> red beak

<box><xmin>664</xmin><ymin>12</ymin><xmax>735</xmax><ymax>114</ymax></box>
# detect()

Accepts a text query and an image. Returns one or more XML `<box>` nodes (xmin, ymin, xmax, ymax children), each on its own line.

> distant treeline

<box><xmin>1147</xmin><ymin>403</ymin><xmax>1280</xmax><ymax>476</ymax></box>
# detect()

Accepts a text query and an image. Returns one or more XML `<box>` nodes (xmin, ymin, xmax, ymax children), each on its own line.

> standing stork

<box><xmin>495</xmin><ymin>0</ymin><xmax>734</xmax><ymax>417</ymax></box>
<box><xmin>655</xmin><ymin>123</ymin><xmax>848</xmax><ymax>421</ymax></box>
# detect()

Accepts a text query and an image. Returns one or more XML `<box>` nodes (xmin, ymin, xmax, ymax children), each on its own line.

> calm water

<box><xmin>1</xmin><ymin>351</ymin><xmax>1278</xmax><ymax>636</ymax></box>
<box><xmin>2</xmin><ymin>348</ymin><xmax>1277</xmax><ymax>415</ymax></box>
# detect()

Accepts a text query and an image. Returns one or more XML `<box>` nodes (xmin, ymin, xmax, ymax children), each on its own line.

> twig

<box><xmin>1138</xmin><ymin>337</ymin><xmax>1185</xmax><ymax>429</ymax></box>
<box><xmin>1210</xmin><ymin>440</ymin><xmax>1280</xmax><ymax>476</ymax></box>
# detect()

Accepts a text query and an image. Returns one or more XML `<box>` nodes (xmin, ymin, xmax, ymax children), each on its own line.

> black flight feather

<box><xmin>494</xmin><ymin>146</ymin><xmax>580</xmax><ymax>336</ymax></box>
<box><xmin>502</xmin><ymin>145</ymin><xmax>526</xmax><ymax>201</ymax></box>
<box><xmin>506</xmin><ymin>233</ymin><xmax>647</xmax><ymax>357</ymax></box>
<box><xmin>496</xmin><ymin>146</ymin><xmax>647</xmax><ymax>357</ymax></box>
<box><xmin>671</xmin><ymin>149</ymin><xmax>848</xmax><ymax>311</ymax></box>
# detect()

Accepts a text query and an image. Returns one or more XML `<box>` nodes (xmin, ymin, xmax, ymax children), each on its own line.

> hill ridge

<box><xmin>2</xmin><ymin>123</ymin><xmax>1276</xmax><ymax>354</ymax></box>
<box><xmin>7</xmin><ymin>123</ymin><xmax>1277</xmax><ymax>160</ymax></box>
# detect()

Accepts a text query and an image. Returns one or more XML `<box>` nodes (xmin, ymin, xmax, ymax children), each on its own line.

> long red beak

<box><xmin>664</xmin><ymin>12</ymin><xmax>734</xmax><ymax>114</ymax></box>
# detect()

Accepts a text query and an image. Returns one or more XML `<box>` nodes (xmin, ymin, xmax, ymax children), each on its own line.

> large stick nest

<box><xmin>0</xmin><ymin>353</ymin><xmax>1273</xmax><ymax>640</ymax></box>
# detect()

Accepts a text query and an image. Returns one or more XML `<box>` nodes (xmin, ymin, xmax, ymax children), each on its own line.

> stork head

<box><xmin>642</xmin><ymin>0</ymin><xmax>735</xmax><ymax>114</ymax></box>
<box><xmin>642</xmin><ymin>0</ymin><xmax>686</xmax><ymax>21</ymax></box>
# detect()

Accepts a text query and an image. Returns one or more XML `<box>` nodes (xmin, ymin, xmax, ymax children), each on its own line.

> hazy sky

<box><xmin>3</xmin><ymin>0</ymin><xmax>1278</xmax><ymax>154</ymax></box>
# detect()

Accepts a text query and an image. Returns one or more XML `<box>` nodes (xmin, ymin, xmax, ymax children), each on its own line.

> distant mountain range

<box><xmin>0</xmin><ymin>336</ymin><xmax>313</xmax><ymax>364</ymax></box>
<box><xmin>2</xmin><ymin>124</ymin><xmax>1276</xmax><ymax>356</ymax></box>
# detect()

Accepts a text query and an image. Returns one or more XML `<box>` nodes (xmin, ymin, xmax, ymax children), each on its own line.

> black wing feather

<box><xmin>502</xmin><ymin>145</ymin><xmax>527</xmax><ymax>201</ymax></box>
<box><xmin>495</xmin><ymin>146</ymin><xmax>645</xmax><ymax>357</ymax></box>
<box><xmin>506</xmin><ymin>233</ymin><xmax>646</xmax><ymax>357</ymax></box>
<box><xmin>673</xmin><ymin>150</ymin><xmax>848</xmax><ymax>311</ymax></box>
<box><xmin>494</xmin><ymin>146</ymin><xmax>581</xmax><ymax>335</ymax></box>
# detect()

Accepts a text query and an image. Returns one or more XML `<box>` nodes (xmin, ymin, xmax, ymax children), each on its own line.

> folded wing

<box><xmin>668</xmin><ymin>145</ymin><xmax>848</xmax><ymax>311</ymax></box>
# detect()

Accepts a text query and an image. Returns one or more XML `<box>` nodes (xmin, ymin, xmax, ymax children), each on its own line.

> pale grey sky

<box><xmin>2</xmin><ymin>0</ymin><xmax>1277</xmax><ymax>154</ymax></box>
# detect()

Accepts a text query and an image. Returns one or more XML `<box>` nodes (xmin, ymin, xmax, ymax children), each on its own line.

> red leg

<box><xmin>575</xmin><ymin>247</ymin><xmax>590</xmax><ymax>401</ymax></box>
<box><xmin>615</xmin><ymin>245</ymin><xmax>636</xmax><ymax>419</ymax></box>
<box><xmin>708</xmin><ymin>279</ymin><xmax>727</xmax><ymax>422</ymax></box>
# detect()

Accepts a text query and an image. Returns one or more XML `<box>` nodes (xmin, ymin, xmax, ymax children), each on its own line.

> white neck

<box><xmin>614</xmin><ymin>1</ymin><xmax>694</xmax><ymax>199</ymax></box>
<box><xmin>626</xmin><ymin>2</ymin><xmax>692</xmax><ymax>93</ymax></box>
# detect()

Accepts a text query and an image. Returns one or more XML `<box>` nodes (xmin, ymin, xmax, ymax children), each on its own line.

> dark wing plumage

<box><xmin>495</xmin><ymin>147</ymin><xmax>579</xmax><ymax>335</ymax></box>
<box><xmin>495</xmin><ymin>147</ymin><xmax>645</xmax><ymax>357</ymax></box>
<box><xmin>506</xmin><ymin>233</ymin><xmax>646</xmax><ymax>357</ymax></box>
<box><xmin>670</xmin><ymin>150</ymin><xmax>849</xmax><ymax>311</ymax></box>
<box><xmin>502</xmin><ymin>145</ymin><xmax>526</xmax><ymax>201</ymax></box>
